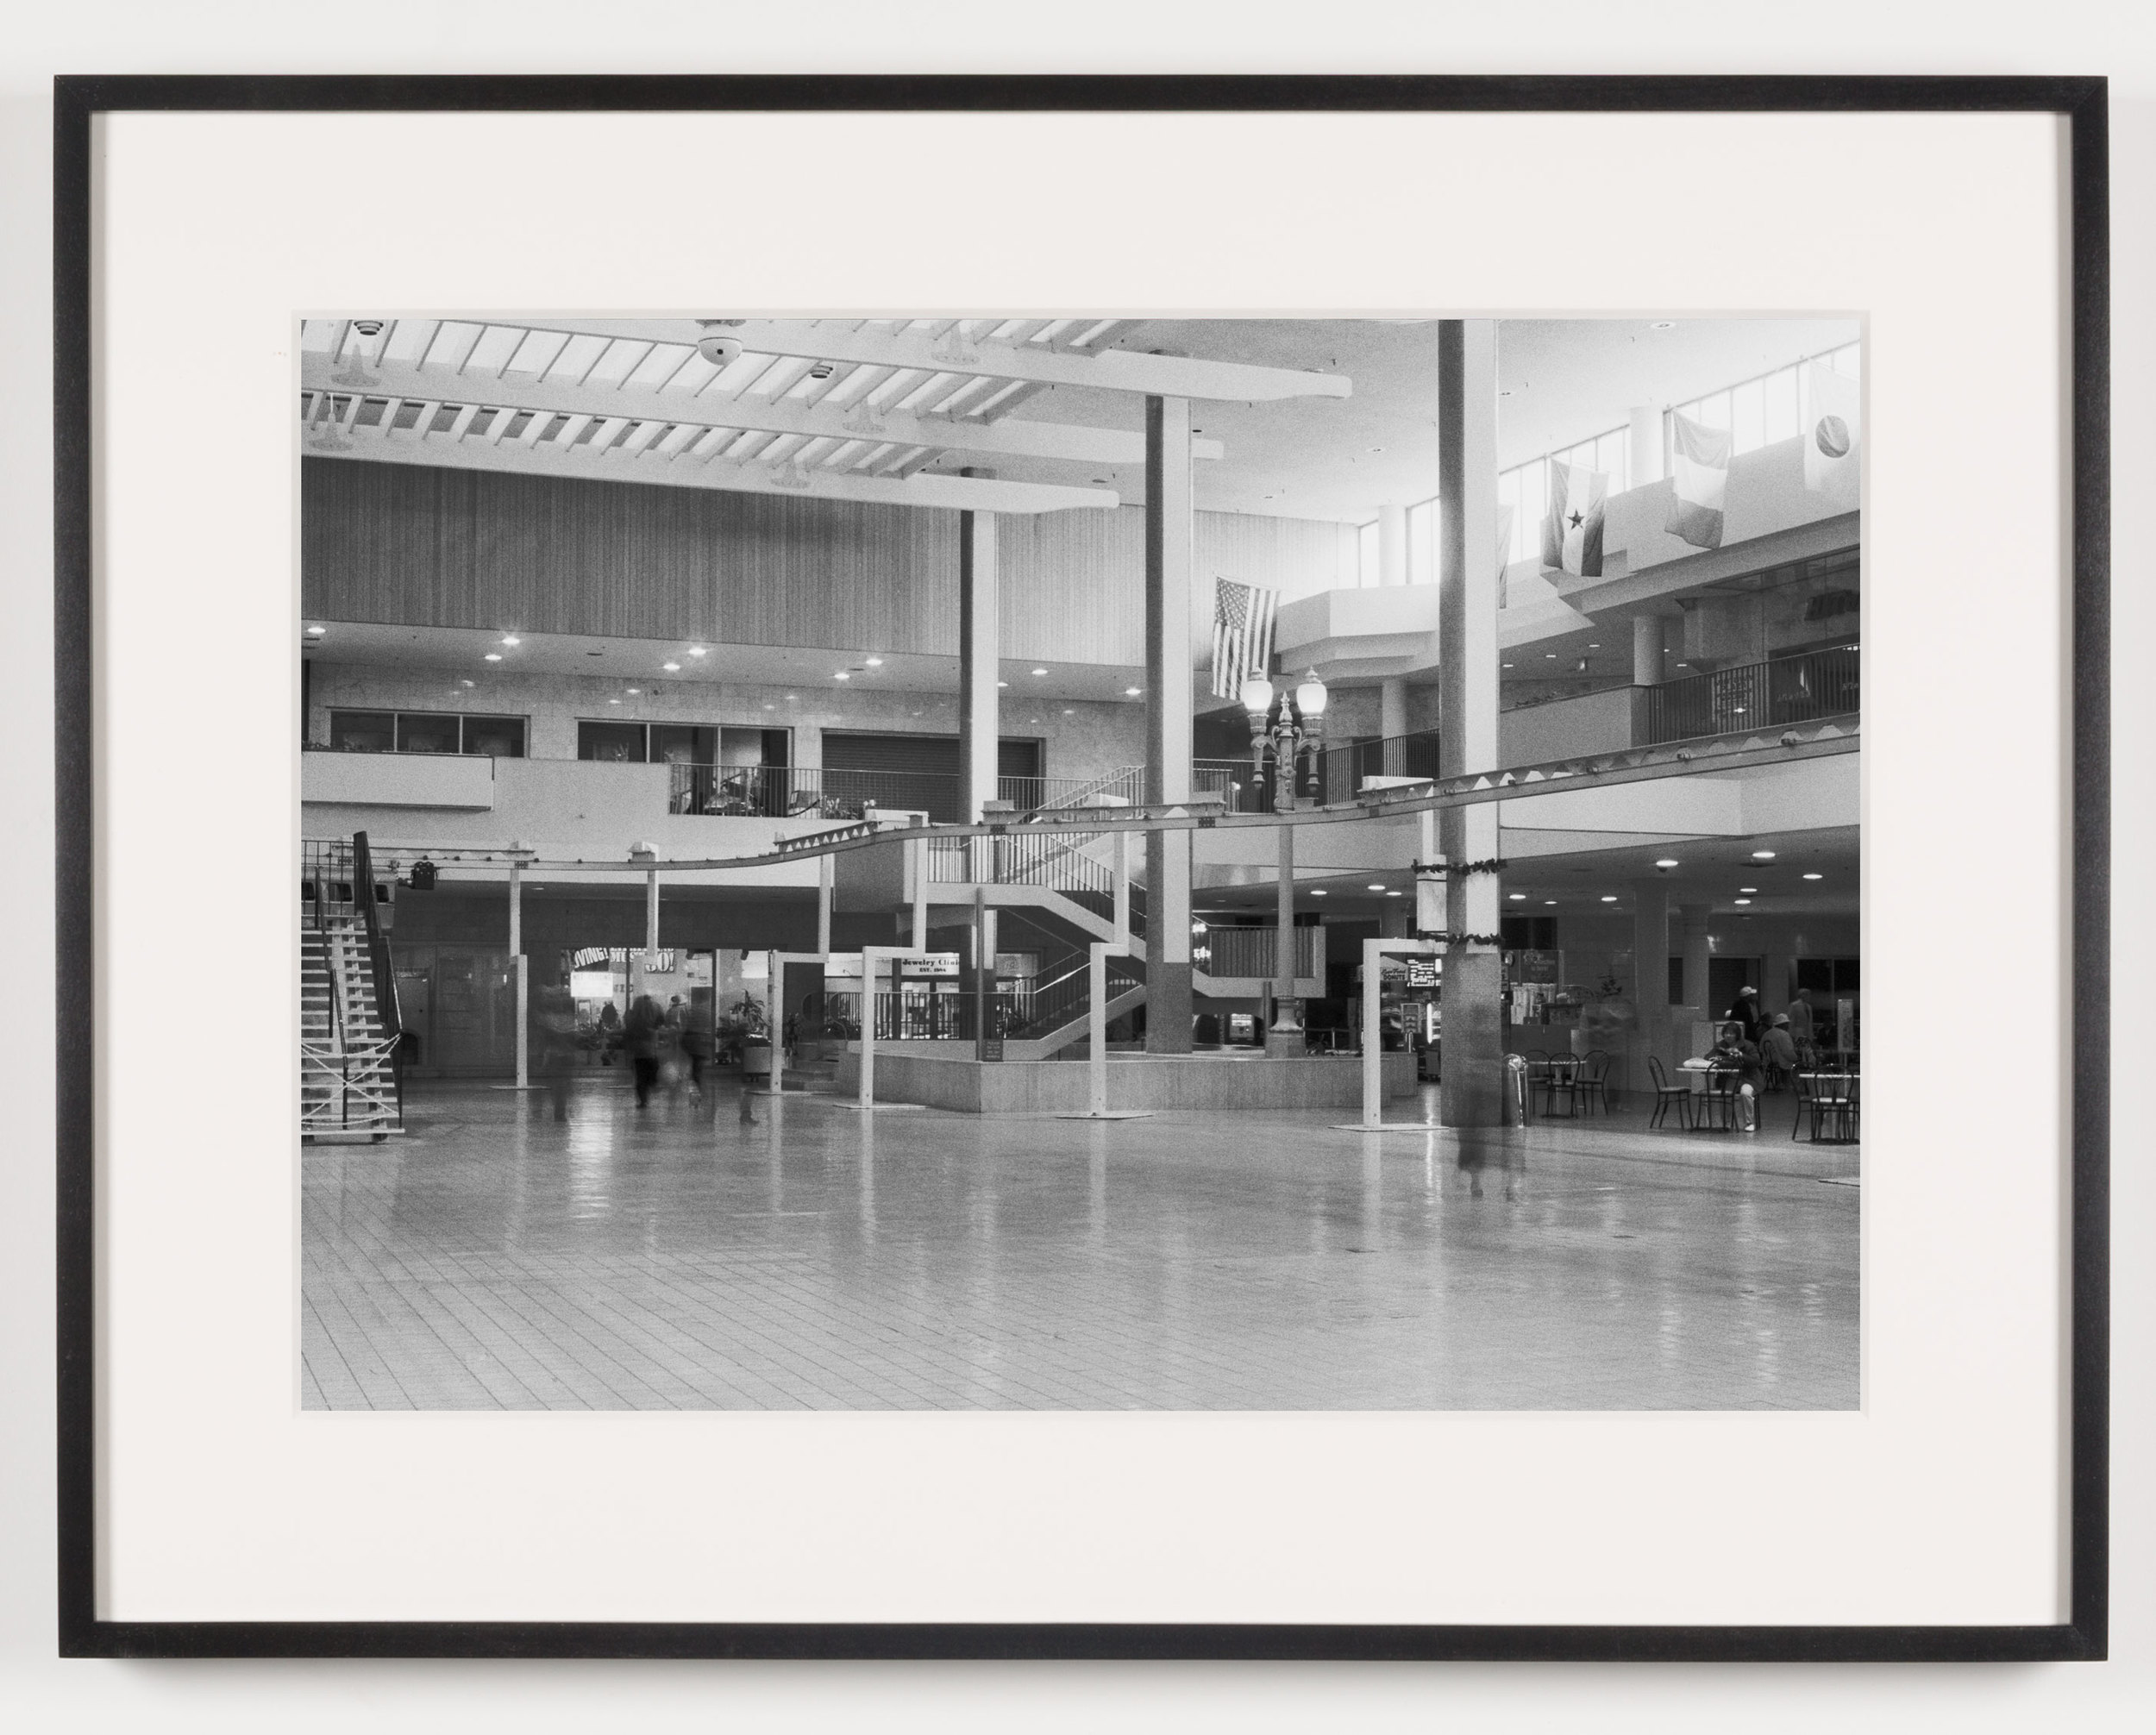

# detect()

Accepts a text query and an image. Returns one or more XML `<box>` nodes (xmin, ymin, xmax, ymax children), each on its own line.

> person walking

<box><xmin>623</xmin><ymin>993</ymin><xmax>664</xmax><ymax>1109</ymax></box>
<box><xmin>596</xmin><ymin>998</ymin><xmax>622</xmax><ymax>1065</ymax></box>
<box><xmin>1788</xmin><ymin>987</ymin><xmax>1816</xmax><ymax>1054</ymax></box>
<box><xmin>532</xmin><ymin>984</ymin><xmax>579</xmax><ymax>1123</ymax></box>
<box><xmin>1726</xmin><ymin>984</ymin><xmax>1764</xmax><ymax>1043</ymax></box>
<box><xmin>680</xmin><ymin>988</ymin><xmax>715</xmax><ymax>1105</ymax></box>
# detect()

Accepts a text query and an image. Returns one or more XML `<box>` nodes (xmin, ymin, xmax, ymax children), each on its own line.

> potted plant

<box><xmin>733</xmin><ymin>993</ymin><xmax>772</xmax><ymax>1079</ymax></box>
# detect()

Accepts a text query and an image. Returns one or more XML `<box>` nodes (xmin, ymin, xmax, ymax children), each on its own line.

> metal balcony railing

<box><xmin>1195</xmin><ymin>728</ymin><xmax>1442</xmax><ymax>814</ymax></box>
<box><xmin>1639</xmin><ymin>644</ymin><xmax>1858</xmax><ymax>744</ymax></box>
<box><xmin>1198</xmin><ymin>925</ymin><xmax>1319</xmax><ymax>980</ymax></box>
<box><xmin>668</xmin><ymin>763</ymin><xmax>963</xmax><ymax>823</ymax></box>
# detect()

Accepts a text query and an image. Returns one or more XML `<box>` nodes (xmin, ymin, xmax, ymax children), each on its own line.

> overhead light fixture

<box><xmin>1803</xmin><ymin>872</ymin><xmax>1824</xmax><ymax>880</ymax></box>
<box><xmin>498</xmin><ymin>635</ymin><xmax>520</xmax><ymax>646</ymax></box>
<box><xmin>608</xmin><ymin>698</ymin><xmax>622</xmax><ymax>705</ymax></box>
<box><xmin>484</xmin><ymin>653</ymin><xmax>503</xmax><ymax>662</ymax></box>
<box><xmin>1752</xmin><ymin>849</ymin><xmax>1777</xmax><ymax>860</ymax></box>
<box><xmin>1062</xmin><ymin>708</ymin><xmax>1075</xmax><ymax>716</ymax></box>
<box><xmin>1545</xmin><ymin>900</ymin><xmax>1557</xmax><ymax>906</ymax></box>
<box><xmin>1312</xmin><ymin>889</ymin><xmax>1327</xmax><ymax>898</ymax></box>
<box><xmin>1508</xmin><ymin>893</ymin><xmax>1526</xmax><ymax>901</ymax></box>
<box><xmin>460</xmin><ymin>679</ymin><xmax>475</xmax><ymax>688</ymax></box>
<box><xmin>1588</xmin><ymin>642</ymin><xmax>1600</xmax><ymax>648</ymax></box>
<box><xmin>834</xmin><ymin>671</ymin><xmax>850</xmax><ymax>680</ymax></box>
<box><xmin>1600</xmin><ymin>895</ymin><xmax>1617</xmax><ymax>903</ymax></box>
<box><xmin>1733</xmin><ymin>898</ymin><xmax>1753</xmax><ymax>906</ymax></box>
<box><xmin>1125</xmin><ymin>686</ymin><xmax>1142</xmax><ymax>697</ymax></box>
<box><xmin>626</xmin><ymin>687</ymin><xmax>641</xmax><ymax>695</ymax></box>
<box><xmin>304</xmin><ymin>624</ymin><xmax>327</xmax><ymax>636</ymax></box>
<box><xmin>865</xmin><ymin>656</ymin><xmax>884</xmax><ymax>667</ymax></box>
<box><xmin>662</xmin><ymin>661</ymin><xmax>680</xmax><ymax>672</ymax></box>
<box><xmin>1367</xmin><ymin>883</ymin><xmax>1386</xmax><ymax>892</ymax></box>
<box><xmin>997</xmin><ymin>680</ymin><xmax>1009</xmax><ymax>689</ymax></box>
<box><xmin>687</xmin><ymin>647</ymin><xmax>706</xmax><ymax>657</ymax></box>
<box><xmin>1032</xmin><ymin>667</ymin><xmax>1048</xmax><ymax>676</ymax></box>
<box><xmin>1740</xmin><ymin>886</ymin><xmax>1758</xmax><ymax>893</ymax></box>
<box><xmin>1386</xmin><ymin>890</ymin><xmax>1402</xmax><ymax>898</ymax></box>
<box><xmin>1655</xmin><ymin>858</ymin><xmax>1680</xmax><ymax>868</ymax></box>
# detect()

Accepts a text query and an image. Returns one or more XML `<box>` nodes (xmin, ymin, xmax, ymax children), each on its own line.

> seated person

<box><xmin>1760</xmin><ymin>1013</ymin><xmax>1799</xmax><ymax>1086</ymax></box>
<box><xmin>1704</xmin><ymin>1021</ymin><xmax>1766</xmax><ymax>1131</ymax></box>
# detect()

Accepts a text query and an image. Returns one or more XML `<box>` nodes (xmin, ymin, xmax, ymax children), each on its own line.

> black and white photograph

<box><xmin>297</xmin><ymin>313</ymin><xmax>1865</xmax><ymax>1413</ymax></box>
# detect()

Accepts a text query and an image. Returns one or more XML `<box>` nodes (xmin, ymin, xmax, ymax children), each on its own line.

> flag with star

<box><xmin>1665</xmin><ymin>410</ymin><xmax>1732</xmax><ymax>550</ymax></box>
<box><xmin>1540</xmin><ymin>460</ymin><xmax>1606</xmax><ymax>578</ymax></box>
<box><xmin>1210</xmin><ymin>576</ymin><xmax>1278</xmax><ymax>700</ymax></box>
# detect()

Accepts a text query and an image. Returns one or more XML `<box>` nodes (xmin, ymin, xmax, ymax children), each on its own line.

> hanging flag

<box><xmin>1210</xmin><ymin>577</ymin><xmax>1279</xmax><ymax>701</ymax></box>
<box><xmin>1804</xmin><ymin>360</ymin><xmax>1862</xmax><ymax>505</ymax></box>
<box><xmin>1665</xmin><ymin>411</ymin><xmax>1732</xmax><ymax>550</ymax></box>
<box><xmin>1539</xmin><ymin>461</ymin><xmax>1606</xmax><ymax>578</ymax></box>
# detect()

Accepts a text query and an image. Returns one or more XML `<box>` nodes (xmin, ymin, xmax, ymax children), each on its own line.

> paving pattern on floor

<box><xmin>301</xmin><ymin>1074</ymin><xmax>1859</xmax><ymax>1412</ymax></box>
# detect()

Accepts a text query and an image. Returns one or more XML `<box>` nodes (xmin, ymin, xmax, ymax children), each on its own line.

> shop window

<box><xmin>461</xmin><ymin>715</ymin><xmax>525</xmax><ymax>757</ymax></box>
<box><xmin>578</xmin><ymin>720</ymin><xmax>648</xmax><ymax>762</ymax></box>
<box><xmin>396</xmin><ymin>714</ymin><xmax>463</xmax><ymax>755</ymax></box>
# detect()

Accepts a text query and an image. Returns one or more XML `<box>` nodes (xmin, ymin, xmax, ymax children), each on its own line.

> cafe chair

<box><xmin>1576</xmin><ymin>1049</ymin><xmax>1613</xmax><ymax>1116</ymax></box>
<box><xmin>1645</xmin><ymin>1055</ymin><xmax>1694</xmax><ymax>1130</ymax></box>
<box><xmin>1540</xmin><ymin>1055</ymin><xmax>1578</xmax><ymax>1119</ymax></box>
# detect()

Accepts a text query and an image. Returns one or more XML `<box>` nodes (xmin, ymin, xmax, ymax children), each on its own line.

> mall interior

<box><xmin>297</xmin><ymin>316</ymin><xmax>1862</xmax><ymax>1412</ymax></box>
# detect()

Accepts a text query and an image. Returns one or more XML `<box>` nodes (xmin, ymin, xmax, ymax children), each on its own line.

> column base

<box><xmin>1144</xmin><ymin>961</ymin><xmax>1195</xmax><ymax>1055</ymax></box>
<box><xmin>1439</xmin><ymin>948</ymin><xmax>1507</xmax><ymax>1127</ymax></box>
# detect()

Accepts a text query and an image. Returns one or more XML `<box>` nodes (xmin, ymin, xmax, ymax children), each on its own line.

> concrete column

<box><xmin>957</xmin><ymin>507</ymin><xmax>1000</xmax><ymax>822</ymax></box>
<box><xmin>1631</xmin><ymin>880</ymin><xmax>1674</xmax><ymax>1095</ymax></box>
<box><xmin>1436</xmin><ymin>318</ymin><xmax>1504</xmax><ymax>1126</ymax></box>
<box><xmin>1379</xmin><ymin>503</ymin><xmax>1408</xmax><ymax>586</ymax></box>
<box><xmin>1144</xmin><ymin>393</ymin><xmax>1195</xmax><ymax>1053</ymax></box>
<box><xmin>1629</xmin><ymin>402</ymin><xmax>1666</xmax><ymax>487</ymax></box>
<box><xmin>817</xmin><ymin>855</ymin><xmax>832</xmax><ymax>955</ymax></box>
<box><xmin>1633</xmin><ymin>611</ymin><xmax>1664</xmax><ymax>687</ymax></box>
<box><xmin>1679</xmin><ymin>903</ymin><xmax>1711</xmax><ymax>1015</ymax></box>
<box><xmin>1379</xmin><ymin>677</ymin><xmax>1409</xmax><ymax>773</ymax></box>
<box><xmin>644</xmin><ymin>868</ymin><xmax>660</xmax><ymax>957</ymax></box>
<box><xmin>509</xmin><ymin>862</ymin><xmax>526</xmax><ymax>1088</ymax></box>
<box><xmin>1414</xmin><ymin>809</ymin><xmax>1445</xmax><ymax>936</ymax></box>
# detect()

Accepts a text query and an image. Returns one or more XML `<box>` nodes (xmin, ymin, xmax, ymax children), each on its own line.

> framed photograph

<box><xmin>55</xmin><ymin>75</ymin><xmax>2109</xmax><ymax>1659</ymax></box>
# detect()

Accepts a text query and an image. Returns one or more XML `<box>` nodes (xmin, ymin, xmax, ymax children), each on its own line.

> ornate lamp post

<box><xmin>1241</xmin><ymin>670</ymin><xmax>1329</xmax><ymax>1050</ymax></box>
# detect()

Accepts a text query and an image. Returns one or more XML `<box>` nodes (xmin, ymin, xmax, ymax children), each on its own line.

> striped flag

<box><xmin>1211</xmin><ymin>578</ymin><xmax>1279</xmax><ymax>700</ymax></box>
<box><xmin>1665</xmin><ymin>411</ymin><xmax>1732</xmax><ymax>550</ymax></box>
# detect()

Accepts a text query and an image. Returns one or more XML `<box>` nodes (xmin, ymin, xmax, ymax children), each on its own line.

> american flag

<box><xmin>1211</xmin><ymin>578</ymin><xmax>1278</xmax><ymax>701</ymax></box>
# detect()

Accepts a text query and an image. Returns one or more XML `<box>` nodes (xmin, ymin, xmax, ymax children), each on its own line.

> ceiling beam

<box><xmin>455</xmin><ymin>317</ymin><xmax>1353</xmax><ymax>402</ymax></box>
<box><xmin>301</xmin><ymin>416</ymin><xmax>1120</xmax><ymax>515</ymax></box>
<box><xmin>298</xmin><ymin>352</ymin><xmax>1219</xmax><ymax>468</ymax></box>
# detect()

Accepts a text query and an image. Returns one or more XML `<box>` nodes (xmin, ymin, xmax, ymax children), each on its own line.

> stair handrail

<box><xmin>349</xmin><ymin>830</ymin><xmax>403</xmax><ymax>1043</ymax></box>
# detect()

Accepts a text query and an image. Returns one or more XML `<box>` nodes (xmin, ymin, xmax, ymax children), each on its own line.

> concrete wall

<box><xmin>299</xmin><ymin>749</ymin><xmax>496</xmax><ymax>809</ymax></box>
<box><xmin>1498</xmin><ymin>686</ymin><xmax>1638</xmax><ymax>765</ymax></box>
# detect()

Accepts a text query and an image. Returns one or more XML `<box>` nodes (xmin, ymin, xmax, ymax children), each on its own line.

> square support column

<box><xmin>1144</xmin><ymin>393</ymin><xmax>1194</xmax><ymax>1053</ymax></box>
<box><xmin>1436</xmin><ymin>319</ymin><xmax>1505</xmax><ymax>1126</ymax></box>
<box><xmin>957</xmin><ymin>508</ymin><xmax>1000</xmax><ymax>822</ymax></box>
<box><xmin>1679</xmin><ymin>903</ymin><xmax>1712</xmax><ymax>1016</ymax></box>
<box><xmin>1631</xmin><ymin>880</ymin><xmax>1675</xmax><ymax>1096</ymax></box>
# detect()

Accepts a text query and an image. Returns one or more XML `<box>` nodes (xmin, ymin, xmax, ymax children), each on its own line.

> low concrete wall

<box><xmin>834</xmin><ymin>1049</ymin><xmax>1417</xmax><ymax>1114</ymax></box>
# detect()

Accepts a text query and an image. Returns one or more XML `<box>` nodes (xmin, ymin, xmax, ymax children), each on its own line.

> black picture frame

<box><xmin>53</xmin><ymin>72</ymin><xmax>2110</xmax><ymax>1663</ymax></box>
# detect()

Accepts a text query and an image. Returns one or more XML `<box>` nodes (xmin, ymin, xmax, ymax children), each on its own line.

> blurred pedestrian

<box><xmin>624</xmin><ymin>993</ymin><xmax>664</xmax><ymax>1108</ymax></box>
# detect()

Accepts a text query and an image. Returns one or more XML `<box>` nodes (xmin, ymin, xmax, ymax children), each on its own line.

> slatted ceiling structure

<box><xmin>299</xmin><ymin>316</ymin><xmax>1150</xmax><ymax>498</ymax></box>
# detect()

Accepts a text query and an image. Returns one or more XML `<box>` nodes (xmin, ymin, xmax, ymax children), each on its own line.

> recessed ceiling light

<box><xmin>304</xmin><ymin>624</ymin><xmax>326</xmax><ymax>636</ymax></box>
<box><xmin>1368</xmin><ymin>883</ymin><xmax>1386</xmax><ymax>892</ymax></box>
<box><xmin>662</xmin><ymin>661</ymin><xmax>680</xmax><ymax>672</ymax></box>
<box><xmin>1733</xmin><ymin>898</ymin><xmax>1752</xmax><ymax>905</ymax></box>
<box><xmin>1502</xmin><ymin>662</ymin><xmax>1514</xmax><ymax>669</ymax></box>
<box><xmin>865</xmin><ymin>656</ymin><xmax>884</xmax><ymax>667</ymax></box>
<box><xmin>1544</xmin><ymin>900</ymin><xmax>1557</xmax><ymax>906</ymax></box>
<box><xmin>763</xmin><ymin>704</ymin><xmax>774</xmax><ymax>711</ymax></box>
<box><xmin>1600</xmin><ymin>895</ymin><xmax>1617</xmax><ymax>903</ymax></box>
<box><xmin>499</xmin><ymin>635</ymin><xmax>520</xmax><ymax>646</ymax></box>
<box><xmin>1587</xmin><ymin>642</ymin><xmax>1600</xmax><ymax>648</ymax></box>
<box><xmin>484</xmin><ymin>653</ymin><xmax>502</xmax><ymax>661</ymax></box>
<box><xmin>1740</xmin><ymin>886</ymin><xmax>1758</xmax><ymax>893</ymax></box>
<box><xmin>626</xmin><ymin>687</ymin><xmax>640</xmax><ymax>695</ymax></box>
<box><xmin>1675</xmin><ymin>661</ymin><xmax>1689</xmax><ymax>667</ymax></box>
<box><xmin>1032</xmin><ymin>667</ymin><xmax>1048</xmax><ymax>676</ymax></box>
<box><xmin>1312</xmin><ymin>889</ymin><xmax>1326</xmax><ymax>897</ymax></box>
<box><xmin>1508</xmin><ymin>893</ymin><xmax>1526</xmax><ymax>901</ymax></box>
<box><xmin>460</xmin><ymin>680</ymin><xmax>475</xmax><ymax>688</ymax></box>
<box><xmin>834</xmin><ymin>671</ymin><xmax>850</xmax><ymax>680</ymax></box>
<box><xmin>1125</xmin><ymin>686</ymin><xmax>1142</xmax><ymax>697</ymax></box>
<box><xmin>1752</xmin><ymin>849</ymin><xmax>1777</xmax><ymax>860</ymax></box>
<box><xmin>1062</xmin><ymin>708</ymin><xmax>1075</xmax><ymax>716</ymax></box>
<box><xmin>997</xmin><ymin>680</ymin><xmax>1009</xmax><ymax>689</ymax></box>
<box><xmin>1655</xmin><ymin>858</ymin><xmax>1679</xmax><ymax>868</ymax></box>
<box><xmin>1386</xmin><ymin>890</ymin><xmax>1402</xmax><ymax>898</ymax></box>
<box><xmin>1803</xmin><ymin>872</ymin><xmax>1824</xmax><ymax>880</ymax></box>
<box><xmin>609</xmin><ymin>698</ymin><xmax>621</xmax><ymax>705</ymax></box>
<box><xmin>687</xmin><ymin>647</ymin><xmax>705</xmax><ymax>657</ymax></box>
<box><xmin>1545</xmin><ymin>653</ymin><xmax>1557</xmax><ymax>659</ymax></box>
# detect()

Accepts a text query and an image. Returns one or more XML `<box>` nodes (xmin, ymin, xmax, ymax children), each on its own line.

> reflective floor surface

<box><xmin>301</xmin><ymin>1074</ymin><xmax>1859</xmax><ymax>1411</ymax></box>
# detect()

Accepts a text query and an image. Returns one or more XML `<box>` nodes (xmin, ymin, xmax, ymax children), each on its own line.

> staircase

<box><xmin>302</xmin><ymin>837</ymin><xmax>404</xmax><ymax>1142</ymax></box>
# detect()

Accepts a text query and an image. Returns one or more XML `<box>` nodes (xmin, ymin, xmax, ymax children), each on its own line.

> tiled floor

<box><xmin>301</xmin><ymin>1074</ymin><xmax>1859</xmax><ymax>1412</ymax></box>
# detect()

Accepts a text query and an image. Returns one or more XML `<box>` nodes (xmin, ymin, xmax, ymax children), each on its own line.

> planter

<box><xmin>741</xmin><ymin>1039</ymin><xmax>773</xmax><ymax>1079</ymax></box>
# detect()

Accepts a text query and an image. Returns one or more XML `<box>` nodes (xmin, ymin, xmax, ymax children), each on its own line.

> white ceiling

<box><xmin>960</xmin><ymin>316</ymin><xmax>1861</xmax><ymax>522</ymax></box>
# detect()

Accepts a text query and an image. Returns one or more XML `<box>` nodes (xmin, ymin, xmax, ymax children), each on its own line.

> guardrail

<box><xmin>1197</xmin><ymin>729</ymin><xmax>1442</xmax><ymax>814</ymax></box>
<box><xmin>1200</xmin><ymin>925</ymin><xmax>1319</xmax><ymax>979</ymax></box>
<box><xmin>1640</xmin><ymin>644</ymin><xmax>1858</xmax><ymax>744</ymax></box>
<box><xmin>669</xmin><ymin>763</ymin><xmax>963</xmax><ymax>823</ymax></box>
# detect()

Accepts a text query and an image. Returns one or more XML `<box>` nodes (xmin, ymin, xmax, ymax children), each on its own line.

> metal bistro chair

<box><xmin>1540</xmin><ymin>1053</ymin><xmax>1579</xmax><ymax>1119</ymax></box>
<box><xmin>1645</xmin><ymin>1055</ymin><xmax>1694</xmax><ymax>1131</ymax></box>
<box><xmin>1576</xmin><ymin>1049</ymin><xmax>1613</xmax><ymax>1116</ymax></box>
<box><xmin>1796</xmin><ymin>1070</ymin><xmax>1860</xmax><ymax>1143</ymax></box>
<box><xmin>1694</xmin><ymin>1066</ymin><xmax>1740</xmax><ymax>1131</ymax></box>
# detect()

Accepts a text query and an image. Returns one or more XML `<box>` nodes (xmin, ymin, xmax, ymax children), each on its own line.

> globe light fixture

<box><xmin>1239</xmin><ymin>674</ymin><xmax>1275</xmax><ymax>717</ymax></box>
